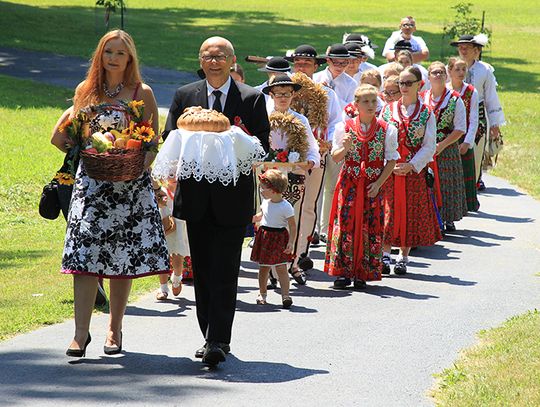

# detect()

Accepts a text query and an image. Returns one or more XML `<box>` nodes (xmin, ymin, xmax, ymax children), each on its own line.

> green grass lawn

<box><xmin>1</xmin><ymin>1</ymin><xmax>539</xmax><ymax>401</ymax></box>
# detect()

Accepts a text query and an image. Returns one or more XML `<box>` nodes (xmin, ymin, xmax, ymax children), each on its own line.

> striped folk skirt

<box><xmin>437</xmin><ymin>142</ymin><xmax>468</xmax><ymax>222</ymax></box>
<box><xmin>460</xmin><ymin>143</ymin><xmax>480</xmax><ymax>212</ymax></box>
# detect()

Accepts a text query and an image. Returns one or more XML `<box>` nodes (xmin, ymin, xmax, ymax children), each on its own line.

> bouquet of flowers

<box><xmin>266</xmin><ymin>148</ymin><xmax>302</xmax><ymax>163</ymax></box>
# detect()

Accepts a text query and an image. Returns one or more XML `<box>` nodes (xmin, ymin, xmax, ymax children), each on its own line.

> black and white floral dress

<box><xmin>61</xmin><ymin>103</ymin><xmax>170</xmax><ymax>279</ymax></box>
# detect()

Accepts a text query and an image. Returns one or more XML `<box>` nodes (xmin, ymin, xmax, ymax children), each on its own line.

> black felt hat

<box><xmin>393</xmin><ymin>40</ymin><xmax>413</xmax><ymax>51</ymax></box>
<box><xmin>261</xmin><ymin>74</ymin><xmax>302</xmax><ymax>95</ymax></box>
<box><xmin>344</xmin><ymin>42</ymin><xmax>364</xmax><ymax>57</ymax></box>
<box><xmin>257</xmin><ymin>57</ymin><xmax>292</xmax><ymax>73</ymax></box>
<box><xmin>450</xmin><ymin>34</ymin><xmax>489</xmax><ymax>47</ymax></box>
<box><xmin>284</xmin><ymin>44</ymin><xmax>327</xmax><ymax>64</ymax></box>
<box><xmin>321</xmin><ymin>44</ymin><xmax>355</xmax><ymax>59</ymax></box>
<box><xmin>343</xmin><ymin>33</ymin><xmax>378</xmax><ymax>49</ymax></box>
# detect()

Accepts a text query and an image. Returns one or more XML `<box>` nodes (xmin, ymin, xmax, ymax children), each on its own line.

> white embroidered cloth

<box><xmin>152</xmin><ymin>126</ymin><xmax>266</xmax><ymax>186</ymax></box>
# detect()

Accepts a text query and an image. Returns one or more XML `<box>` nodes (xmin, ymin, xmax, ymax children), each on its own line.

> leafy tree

<box><xmin>443</xmin><ymin>2</ymin><xmax>492</xmax><ymax>46</ymax></box>
<box><xmin>96</xmin><ymin>0</ymin><xmax>125</xmax><ymax>30</ymax></box>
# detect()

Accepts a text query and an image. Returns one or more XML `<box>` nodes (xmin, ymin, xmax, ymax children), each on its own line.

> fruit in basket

<box><xmin>91</xmin><ymin>132</ymin><xmax>113</xmax><ymax>153</ymax></box>
<box><xmin>85</xmin><ymin>147</ymin><xmax>99</xmax><ymax>154</ymax></box>
<box><xmin>103</xmin><ymin>131</ymin><xmax>115</xmax><ymax>142</ymax></box>
<box><xmin>114</xmin><ymin>138</ymin><xmax>127</xmax><ymax>148</ymax></box>
<box><xmin>126</xmin><ymin>139</ymin><xmax>142</xmax><ymax>150</ymax></box>
<box><xmin>111</xmin><ymin>129</ymin><xmax>126</xmax><ymax>140</ymax></box>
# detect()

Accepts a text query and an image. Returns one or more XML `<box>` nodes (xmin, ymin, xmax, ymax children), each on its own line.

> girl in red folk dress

<box><xmin>381</xmin><ymin>66</ymin><xmax>442</xmax><ymax>275</ymax></box>
<box><xmin>251</xmin><ymin>170</ymin><xmax>297</xmax><ymax>309</ymax></box>
<box><xmin>325</xmin><ymin>85</ymin><xmax>398</xmax><ymax>289</ymax></box>
<box><xmin>421</xmin><ymin>61</ymin><xmax>468</xmax><ymax>232</ymax></box>
<box><xmin>447</xmin><ymin>57</ymin><xmax>480</xmax><ymax>212</ymax></box>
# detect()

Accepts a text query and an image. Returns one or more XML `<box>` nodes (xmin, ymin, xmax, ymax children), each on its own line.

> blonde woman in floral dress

<box><xmin>51</xmin><ymin>30</ymin><xmax>169</xmax><ymax>358</ymax></box>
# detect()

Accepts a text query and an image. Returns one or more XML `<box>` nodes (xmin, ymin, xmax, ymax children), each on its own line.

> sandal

<box><xmin>256</xmin><ymin>293</ymin><xmax>267</xmax><ymax>305</ymax></box>
<box><xmin>156</xmin><ymin>291</ymin><xmax>168</xmax><ymax>301</ymax></box>
<box><xmin>289</xmin><ymin>268</ymin><xmax>307</xmax><ymax>285</ymax></box>
<box><xmin>171</xmin><ymin>278</ymin><xmax>182</xmax><ymax>297</ymax></box>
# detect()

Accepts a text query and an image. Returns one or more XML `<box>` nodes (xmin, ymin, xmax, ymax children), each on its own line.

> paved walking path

<box><xmin>1</xmin><ymin>174</ymin><xmax>539</xmax><ymax>406</ymax></box>
<box><xmin>0</xmin><ymin>46</ymin><xmax>198</xmax><ymax>112</ymax></box>
<box><xmin>1</xmin><ymin>47</ymin><xmax>539</xmax><ymax>405</ymax></box>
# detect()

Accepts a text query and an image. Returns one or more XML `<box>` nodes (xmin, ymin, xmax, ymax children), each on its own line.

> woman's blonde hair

<box><xmin>360</xmin><ymin>69</ymin><xmax>382</xmax><ymax>88</ymax></box>
<box><xmin>354</xmin><ymin>84</ymin><xmax>379</xmax><ymax>101</ymax></box>
<box><xmin>428</xmin><ymin>61</ymin><xmax>447</xmax><ymax>75</ymax></box>
<box><xmin>74</xmin><ymin>30</ymin><xmax>142</xmax><ymax>110</ymax></box>
<box><xmin>383</xmin><ymin>75</ymin><xmax>400</xmax><ymax>88</ymax></box>
<box><xmin>447</xmin><ymin>56</ymin><xmax>467</xmax><ymax>72</ymax></box>
<box><xmin>383</xmin><ymin>62</ymin><xmax>404</xmax><ymax>79</ymax></box>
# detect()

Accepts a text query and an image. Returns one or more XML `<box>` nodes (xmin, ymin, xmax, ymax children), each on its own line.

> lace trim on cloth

<box><xmin>152</xmin><ymin>126</ymin><xmax>266</xmax><ymax>186</ymax></box>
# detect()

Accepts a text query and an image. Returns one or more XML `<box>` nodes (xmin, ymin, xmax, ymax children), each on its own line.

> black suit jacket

<box><xmin>164</xmin><ymin>78</ymin><xmax>270</xmax><ymax>227</ymax></box>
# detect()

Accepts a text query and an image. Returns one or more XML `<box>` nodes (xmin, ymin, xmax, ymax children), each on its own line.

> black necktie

<box><xmin>212</xmin><ymin>90</ymin><xmax>223</xmax><ymax>112</ymax></box>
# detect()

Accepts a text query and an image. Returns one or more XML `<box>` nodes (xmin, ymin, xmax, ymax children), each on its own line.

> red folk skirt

<box><xmin>250</xmin><ymin>226</ymin><xmax>292</xmax><ymax>266</ymax></box>
<box><xmin>324</xmin><ymin>171</ymin><xmax>384</xmax><ymax>281</ymax></box>
<box><xmin>383</xmin><ymin>169</ymin><xmax>442</xmax><ymax>247</ymax></box>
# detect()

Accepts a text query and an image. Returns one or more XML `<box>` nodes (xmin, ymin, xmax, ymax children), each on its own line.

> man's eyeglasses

<box><xmin>330</xmin><ymin>59</ymin><xmax>350</xmax><ymax>67</ymax></box>
<box><xmin>397</xmin><ymin>80</ymin><xmax>419</xmax><ymax>87</ymax></box>
<box><xmin>271</xmin><ymin>92</ymin><xmax>293</xmax><ymax>98</ymax></box>
<box><xmin>401</xmin><ymin>23</ymin><xmax>415</xmax><ymax>28</ymax></box>
<box><xmin>200</xmin><ymin>54</ymin><xmax>231</xmax><ymax>62</ymax></box>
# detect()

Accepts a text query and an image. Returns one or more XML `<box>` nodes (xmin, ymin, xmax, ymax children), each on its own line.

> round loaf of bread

<box><xmin>176</xmin><ymin>106</ymin><xmax>231</xmax><ymax>132</ymax></box>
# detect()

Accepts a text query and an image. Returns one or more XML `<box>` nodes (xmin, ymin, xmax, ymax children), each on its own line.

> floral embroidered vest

<box><xmin>382</xmin><ymin>102</ymin><xmax>430</xmax><ymax>162</ymax></box>
<box><xmin>459</xmin><ymin>84</ymin><xmax>475</xmax><ymax>129</ymax></box>
<box><xmin>428</xmin><ymin>90</ymin><xmax>460</xmax><ymax>142</ymax></box>
<box><xmin>343</xmin><ymin>117</ymin><xmax>387</xmax><ymax>182</ymax></box>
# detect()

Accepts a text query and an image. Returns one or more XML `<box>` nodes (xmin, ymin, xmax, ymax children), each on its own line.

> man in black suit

<box><xmin>163</xmin><ymin>37</ymin><xmax>270</xmax><ymax>366</ymax></box>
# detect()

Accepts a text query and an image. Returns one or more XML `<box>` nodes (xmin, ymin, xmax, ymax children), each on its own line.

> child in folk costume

<box><xmin>261</xmin><ymin>75</ymin><xmax>320</xmax><ymax>285</ymax></box>
<box><xmin>155</xmin><ymin>183</ymin><xmax>190</xmax><ymax>300</ymax></box>
<box><xmin>251</xmin><ymin>170</ymin><xmax>297</xmax><ymax>309</ymax></box>
<box><xmin>421</xmin><ymin>61</ymin><xmax>467</xmax><ymax>232</ymax></box>
<box><xmin>382</xmin><ymin>75</ymin><xmax>402</xmax><ymax>105</ymax></box>
<box><xmin>381</xmin><ymin>66</ymin><xmax>441</xmax><ymax>275</ymax></box>
<box><xmin>342</xmin><ymin>69</ymin><xmax>385</xmax><ymax>121</ymax></box>
<box><xmin>326</xmin><ymin>85</ymin><xmax>398</xmax><ymax>289</ymax></box>
<box><xmin>447</xmin><ymin>57</ymin><xmax>480</xmax><ymax>211</ymax></box>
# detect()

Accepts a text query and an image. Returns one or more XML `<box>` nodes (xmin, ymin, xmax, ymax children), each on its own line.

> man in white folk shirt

<box><xmin>382</xmin><ymin>16</ymin><xmax>429</xmax><ymax>63</ymax></box>
<box><xmin>312</xmin><ymin>44</ymin><xmax>357</xmax><ymax>246</ymax></box>
<box><xmin>283</xmin><ymin>44</ymin><xmax>342</xmax><ymax>282</ymax></box>
<box><xmin>451</xmin><ymin>34</ymin><xmax>505</xmax><ymax>191</ymax></box>
<box><xmin>343</xmin><ymin>33</ymin><xmax>379</xmax><ymax>81</ymax></box>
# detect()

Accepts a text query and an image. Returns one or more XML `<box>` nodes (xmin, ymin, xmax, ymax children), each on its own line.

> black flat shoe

<box><xmin>353</xmin><ymin>279</ymin><xmax>367</xmax><ymax>289</ymax></box>
<box><xmin>104</xmin><ymin>332</ymin><xmax>123</xmax><ymax>355</ymax></box>
<box><xmin>66</xmin><ymin>333</ymin><xmax>91</xmax><ymax>358</ymax></box>
<box><xmin>311</xmin><ymin>232</ymin><xmax>320</xmax><ymax>245</ymax></box>
<box><xmin>445</xmin><ymin>221</ymin><xmax>456</xmax><ymax>232</ymax></box>
<box><xmin>282</xmin><ymin>297</ymin><xmax>293</xmax><ymax>309</ymax></box>
<box><xmin>202</xmin><ymin>342</ymin><xmax>226</xmax><ymax>366</ymax></box>
<box><xmin>333</xmin><ymin>277</ymin><xmax>351</xmax><ymax>289</ymax></box>
<box><xmin>195</xmin><ymin>342</ymin><xmax>230</xmax><ymax>358</ymax></box>
<box><xmin>382</xmin><ymin>255</ymin><xmax>391</xmax><ymax>275</ymax></box>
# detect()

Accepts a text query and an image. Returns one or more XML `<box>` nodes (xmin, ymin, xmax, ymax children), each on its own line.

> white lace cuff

<box><xmin>152</xmin><ymin>126</ymin><xmax>266</xmax><ymax>186</ymax></box>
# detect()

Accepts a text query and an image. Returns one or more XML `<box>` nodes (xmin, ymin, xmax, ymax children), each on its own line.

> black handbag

<box><xmin>39</xmin><ymin>182</ymin><xmax>61</xmax><ymax>220</ymax></box>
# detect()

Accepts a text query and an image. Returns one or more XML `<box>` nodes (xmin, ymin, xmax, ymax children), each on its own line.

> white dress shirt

<box><xmin>207</xmin><ymin>77</ymin><xmax>232</xmax><ymax>110</ymax></box>
<box><xmin>313</xmin><ymin>67</ymin><xmax>357</xmax><ymax>109</ymax></box>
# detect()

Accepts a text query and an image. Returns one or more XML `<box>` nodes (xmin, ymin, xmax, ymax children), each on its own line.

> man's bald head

<box><xmin>199</xmin><ymin>36</ymin><xmax>235</xmax><ymax>57</ymax></box>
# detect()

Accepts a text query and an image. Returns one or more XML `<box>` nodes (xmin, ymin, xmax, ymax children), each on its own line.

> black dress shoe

<box><xmin>195</xmin><ymin>342</ymin><xmax>231</xmax><ymax>358</ymax></box>
<box><xmin>382</xmin><ymin>256</ymin><xmax>391</xmax><ymax>275</ymax></box>
<box><xmin>289</xmin><ymin>268</ymin><xmax>307</xmax><ymax>285</ymax></box>
<box><xmin>202</xmin><ymin>342</ymin><xmax>226</xmax><ymax>366</ymax></box>
<box><xmin>104</xmin><ymin>332</ymin><xmax>123</xmax><ymax>355</ymax></box>
<box><xmin>66</xmin><ymin>333</ymin><xmax>91</xmax><ymax>358</ymax></box>
<box><xmin>445</xmin><ymin>221</ymin><xmax>456</xmax><ymax>232</ymax></box>
<box><xmin>333</xmin><ymin>277</ymin><xmax>351</xmax><ymax>289</ymax></box>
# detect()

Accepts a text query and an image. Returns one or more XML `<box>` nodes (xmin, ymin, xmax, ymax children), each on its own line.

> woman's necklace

<box><xmin>103</xmin><ymin>82</ymin><xmax>124</xmax><ymax>98</ymax></box>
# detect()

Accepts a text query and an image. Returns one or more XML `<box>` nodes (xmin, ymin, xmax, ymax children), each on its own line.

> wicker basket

<box><xmin>81</xmin><ymin>149</ymin><xmax>146</xmax><ymax>182</ymax></box>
